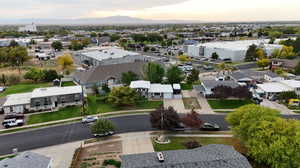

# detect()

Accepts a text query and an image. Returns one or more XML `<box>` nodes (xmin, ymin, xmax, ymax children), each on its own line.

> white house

<box><xmin>256</xmin><ymin>80</ymin><xmax>300</xmax><ymax>99</ymax></box>
<box><xmin>2</xmin><ymin>86</ymin><xmax>83</xmax><ymax>115</ymax></box>
<box><xmin>130</xmin><ymin>80</ymin><xmax>174</xmax><ymax>99</ymax></box>
<box><xmin>18</xmin><ymin>23</ymin><xmax>38</xmax><ymax>32</ymax></box>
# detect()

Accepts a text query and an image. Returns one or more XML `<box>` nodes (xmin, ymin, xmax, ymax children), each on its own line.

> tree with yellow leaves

<box><xmin>177</xmin><ymin>55</ymin><xmax>191</xmax><ymax>62</ymax></box>
<box><xmin>57</xmin><ymin>53</ymin><xmax>74</xmax><ymax>74</ymax></box>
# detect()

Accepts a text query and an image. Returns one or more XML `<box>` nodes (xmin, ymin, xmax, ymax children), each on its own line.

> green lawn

<box><xmin>0</xmin><ymin>83</ymin><xmax>51</xmax><ymax>98</ymax></box>
<box><xmin>181</xmin><ymin>83</ymin><xmax>193</xmax><ymax>90</ymax></box>
<box><xmin>208</xmin><ymin>99</ymin><xmax>253</xmax><ymax>109</ymax></box>
<box><xmin>61</xmin><ymin>81</ymin><xmax>77</xmax><ymax>87</ymax></box>
<box><xmin>152</xmin><ymin>136</ymin><xmax>247</xmax><ymax>154</ymax></box>
<box><xmin>27</xmin><ymin>96</ymin><xmax>162</xmax><ymax>124</ymax></box>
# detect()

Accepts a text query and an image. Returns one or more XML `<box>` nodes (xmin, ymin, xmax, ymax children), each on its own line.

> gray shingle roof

<box><xmin>74</xmin><ymin>62</ymin><xmax>145</xmax><ymax>84</ymax></box>
<box><xmin>202</xmin><ymin>80</ymin><xmax>239</xmax><ymax>90</ymax></box>
<box><xmin>121</xmin><ymin>144</ymin><xmax>252</xmax><ymax>168</ymax></box>
<box><xmin>230</xmin><ymin>70</ymin><xmax>279</xmax><ymax>81</ymax></box>
<box><xmin>0</xmin><ymin>152</ymin><xmax>51</xmax><ymax>168</ymax></box>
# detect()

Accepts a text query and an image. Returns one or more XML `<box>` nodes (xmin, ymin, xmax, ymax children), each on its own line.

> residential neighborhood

<box><xmin>0</xmin><ymin>1</ymin><xmax>300</xmax><ymax>168</ymax></box>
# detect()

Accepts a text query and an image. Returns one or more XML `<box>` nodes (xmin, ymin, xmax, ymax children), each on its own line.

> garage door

<box><xmin>163</xmin><ymin>93</ymin><xmax>173</xmax><ymax>99</ymax></box>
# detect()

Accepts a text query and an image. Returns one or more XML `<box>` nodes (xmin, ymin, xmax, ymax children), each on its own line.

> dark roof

<box><xmin>0</xmin><ymin>152</ymin><xmax>51</xmax><ymax>168</ymax></box>
<box><xmin>271</xmin><ymin>58</ymin><xmax>299</xmax><ymax>68</ymax></box>
<box><xmin>202</xmin><ymin>80</ymin><xmax>239</xmax><ymax>90</ymax></box>
<box><xmin>74</xmin><ymin>62</ymin><xmax>145</xmax><ymax>84</ymax></box>
<box><xmin>230</xmin><ymin>70</ymin><xmax>279</xmax><ymax>81</ymax></box>
<box><xmin>121</xmin><ymin>144</ymin><xmax>252</xmax><ymax>168</ymax></box>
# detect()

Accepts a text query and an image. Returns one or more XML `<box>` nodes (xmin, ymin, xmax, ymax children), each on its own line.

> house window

<box><xmin>61</xmin><ymin>97</ymin><xmax>65</xmax><ymax>103</ymax></box>
<box><xmin>44</xmin><ymin>98</ymin><xmax>50</xmax><ymax>105</ymax></box>
<box><xmin>35</xmin><ymin>101</ymin><xmax>41</xmax><ymax>107</ymax></box>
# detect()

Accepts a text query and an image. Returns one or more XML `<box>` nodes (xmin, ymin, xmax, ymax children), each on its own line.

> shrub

<box><xmin>103</xmin><ymin>159</ymin><xmax>121</xmax><ymax>168</ymax></box>
<box><xmin>184</xmin><ymin>140</ymin><xmax>201</xmax><ymax>149</ymax></box>
<box><xmin>7</xmin><ymin>74</ymin><xmax>20</xmax><ymax>85</ymax></box>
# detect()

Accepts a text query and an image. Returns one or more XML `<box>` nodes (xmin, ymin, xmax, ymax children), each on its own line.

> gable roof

<box><xmin>74</xmin><ymin>62</ymin><xmax>145</xmax><ymax>84</ymax></box>
<box><xmin>271</xmin><ymin>58</ymin><xmax>299</xmax><ymax>68</ymax></box>
<box><xmin>202</xmin><ymin>80</ymin><xmax>239</xmax><ymax>90</ymax></box>
<box><xmin>31</xmin><ymin>86</ymin><xmax>82</xmax><ymax>98</ymax></box>
<box><xmin>230</xmin><ymin>70</ymin><xmax>279</xmax><ymax>81</ymax></box>
<box><xmin>121</xmin><ymin>144</ymin><xmax>252</xmax><ymax>168</ymax></box>
<box><xmin>0</xmin><ymin>152</ymin><xmax>51</xmax><ymax>168</ymax></box>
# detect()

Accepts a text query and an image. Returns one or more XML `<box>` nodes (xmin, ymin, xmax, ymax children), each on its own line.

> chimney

<box><xmin>157</xmin><ymin>152</ymin><xmax>164</xmax><ymax>163</ymax></box>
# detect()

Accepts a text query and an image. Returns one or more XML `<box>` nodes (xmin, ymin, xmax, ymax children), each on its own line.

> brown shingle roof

<box><xmin>74</xmin><ymin>62</ymin><xmax>145</xmax><ymax>84</ymax></box>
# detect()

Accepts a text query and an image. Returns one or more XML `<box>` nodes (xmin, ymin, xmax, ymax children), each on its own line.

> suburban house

<box><xmin>73</xmin><ymin>62</ymin><xmax>145</xmax><ymax>89</ymax></box>
<box><xmin>73</xmin><ymin>47</ymin><xmax>149</xmax><ymax>67</ymax></box>
<box><xmin>270</xmin><ymin>58</ymin><xmax>299</xmax><ymax>72</ymax></box>
<box><xmin>2</xmin><ymin>86</ymin><xmax>83</xmax><ymax>115</ymax></box>
<box><xmin>255</xmin><ymin>80</ymin><xmax>300</xmax><ymax>99</ymax></box>
<box><xmin>0</xmin><ymin>152</ymin><xmax>52</xmax><ymax>168</ymax></box>
<box><xmin>195</xmin><ymin>80</ymin><xmax>240</xmax><ymax>96</ymax></box>
<box><xmin>130</xmin><ymin>80</ymin><xmax>176</xmax><ymax>99</ymax></box>
<box><xmin>121</xmin><ymin>144</ymin><xmax>252</xmax><ymax>168</ymax></box>
<box><xmin>228</xmin><ymin>70</ymin><xmax>283</xmax><ymax>85</ymax></box>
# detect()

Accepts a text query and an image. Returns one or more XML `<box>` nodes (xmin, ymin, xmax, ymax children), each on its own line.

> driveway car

<box><xmin>2</xmin><ymin>119</ymin><xmax>24</xmax><ymax>128</ymax></box>
<box><xmin>0</xmin><ymin>87</ymin><xmax>5</xmax><ymax>92</ymax></box>
<box><xmin>82</xmin><ymin>116</ymin><xmax>99</xmax><ymax>123</ymax></box>
<box><xmin>200</xmin><ymin>122</ymin><xmax>220</xmax><ymax>131</ymax></box>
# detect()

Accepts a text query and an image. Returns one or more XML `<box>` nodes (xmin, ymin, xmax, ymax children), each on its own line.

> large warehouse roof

<box><xmin>198</xmin><ymin>40</ymin><xmax>282</xmax><ymax>51</ymax></box>
<box><xmin>81</xmin><ymin>47</ymin><xmax>139</xmax><ymax>61</ymax></box>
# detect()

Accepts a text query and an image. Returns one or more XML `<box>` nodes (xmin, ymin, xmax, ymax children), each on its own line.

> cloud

<box><xmin>0</xmin><ymin>0</ymin><xmax>189</xmax><ymax>18</ymax></box>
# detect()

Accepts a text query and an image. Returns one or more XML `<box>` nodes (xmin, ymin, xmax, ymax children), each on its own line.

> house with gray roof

<box><xmin>195</xmin><ymin>80</ymin><xmax>240</xmax><ymax>96</ymax></box>
<box><xmin>73</xmin><ymin>62</ymin><xmax>145</xmax><ymax>89</ymax></box>
<box><xmin>229</xmin><ymin>70</ymin><xmax>282</xmax><ymax>84</ymax></box>
<box><xmin>121</xmin><ymin>144</ymin><xmax>252</xmax><ymax>168</ymax></box>
<box><xmin>0</xmin><ymin>152</ymin><xmax>52</xmax><ymax>168</ymax></box>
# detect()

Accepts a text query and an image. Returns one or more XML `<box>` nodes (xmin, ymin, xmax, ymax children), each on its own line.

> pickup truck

<box><xmin>2</xmin><ymin>119</ymin><xmax>24</xmax><ymax>128</ymax></box>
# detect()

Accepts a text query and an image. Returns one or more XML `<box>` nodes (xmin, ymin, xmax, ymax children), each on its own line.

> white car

<box><xmin>82</xmin><ymin>116</ymin><xmax>99</xmax><ymax>123</ymax></box>
<box><xmin>0</xmin><ymin>87</ymin><xmax>6</xmax><ymax>92</ymax></box>
<box><xmin>2</xmin><ymin>119</ymin><xmax>24</xmax><ymax>128</ymax></box>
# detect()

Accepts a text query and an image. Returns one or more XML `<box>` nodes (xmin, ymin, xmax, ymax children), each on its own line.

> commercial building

<box><xmin>187</xmin><ymin>40</ymin><xmax>282</xmax><ymax>61</ymax></box>
<box><xmin>18</xmin><ymin>23</ymin><xmax>38</xmax><ymax>32</ymax></box>
<box><xmin>74</xmin><ymin>47</ymin><xmax>148</xmax><ymax>67</ymax></box>
<box><xmin>2</xmin><ymin>86</ymin><xmax>83</xmax><ymax>115</ymax></box>
<box><xmin>121</xmin><ymin>144</ymin><xmax>252</xmax><ymax>168</ymax></box>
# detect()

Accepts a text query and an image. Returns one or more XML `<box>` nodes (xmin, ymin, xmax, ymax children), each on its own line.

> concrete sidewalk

<box><xmin>261</xmin><ymin>99</ymin><xmax>296</xmax><ymax>115</ymax></box>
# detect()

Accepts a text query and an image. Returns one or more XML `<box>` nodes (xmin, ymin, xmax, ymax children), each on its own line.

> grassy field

<box><xmin>0</xmin><ymin>83</ymin><xmax>51</xmax><ymax>97</ymax></box>
<box><xmin>152</xmin><ymin>136</ymin><xmax>247</xmax><ymax>154</ymax></box>
<box><xmin>208</xmin><ymin>99</ymin><xmax>253</xmax><ymax>109</ymax></box>
<box><xmin>182</xmin><ymin>98</ymin><xmax>201</xmax><ymax>109</ymax></box>
<box><xmin>27</xmin><ymin>96</ymin><xmax>162</xmax><ymax>124</ymax></box>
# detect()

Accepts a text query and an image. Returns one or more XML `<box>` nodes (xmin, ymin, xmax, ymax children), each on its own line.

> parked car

<box><xmin>0</xmin><ymin>87</ymin><xmax>5</xmax><ymax>92</ymax></box>
<box><xmin>93</xmin><ymin>131</ymin><xmax>115</xmax><ymax>137</ymax></box>
<box><xmin>2</xmin><ymin>119</ymin><xmax>24</xmax><ymax>128</ymax></box>
<box><xmin>82</xmin><ymin>116</ymin><xmax>99</xmax><ymax>123</ymax></box>
<box><xmin>171</xmin><ymin>123</ymin><xmax>185</xmax><ymax>131</ymax></box>
<box><xmin>200</xmin><ymin>123</ymin><xmax>220</xmax><ymax>131</ymax></box>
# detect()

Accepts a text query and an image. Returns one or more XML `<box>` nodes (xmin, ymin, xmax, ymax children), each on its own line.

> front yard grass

<box><xmin>61</xmin><ymin>81</ymin><xmax>77</xmax><ymax>87</ymax></box>
<box><xmin>182</xmin><ymin>98</ymin><xmax>201</xmax><ymax>109</ymax></box>
<box><xmin>27</xmin><ymin>96</ymin><xmax>162</xmax><ymax>124</ymax></box>
<box><xmin>0</xmin><ymin>82</ymin><xmax>51</xmax><ymax>98</ymax></box>
<box><xmin>208</xmin><ymin>99</ymin><xmax>253</xmax><ymax>109</ymax></box>
<box><xmin>152</xmin><ymin>136</ymin><xmax>247</xmax><ymax>154</ymax></box>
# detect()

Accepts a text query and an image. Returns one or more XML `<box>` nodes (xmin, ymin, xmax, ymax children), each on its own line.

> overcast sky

<box><xmin>1</xmin><ymin>0</ymin><xmax>300</xmax><ymax>21</ymax></box>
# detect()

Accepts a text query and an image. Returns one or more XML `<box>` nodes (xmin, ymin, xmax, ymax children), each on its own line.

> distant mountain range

<box><xmin>0</xmin><ymin>16</ymin><xmax>201</xmax><ymax>25</ymax></box>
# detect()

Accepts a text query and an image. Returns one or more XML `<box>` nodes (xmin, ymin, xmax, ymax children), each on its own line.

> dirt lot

<box><xmin>76</xmin><ymin>141</ymin><xmax>122</xmax><ymax>168</ymax></box>
<box><xmin>182</xmin><ymin>98</ymin><xmax>201</xmax><ymax>109</ymax></box>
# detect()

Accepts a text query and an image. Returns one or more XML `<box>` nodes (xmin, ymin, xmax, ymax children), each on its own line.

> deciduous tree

<box><xmin>107</xmin><ymin>86</ymin><xmax>139</xmax><ymax>106</ymax></box>
<box><xmin>57</xmin><ymin>53</ymin><xmax>74</xmax><ymax>74</ymax></box>
<box><xmin>181</xmin><ymin>110</ymin><xmax>203</xmax><ymax>129</ymax></box>
<box><xmin>91</xmin><ymin>119</ymin><xmax>115</xmax><ymax>135</ymax></box>
<box><xmin>142</xmin><ymin>62</ymin><xmax>165</xmax><ymax>83</ymax></box>
<box><xmin>150</xmin><ymin>106</ymin><xmax>180</xmax><ymax>130</ymax></box>
<box><xmin>166</xmin><ymin>66</ymin><xmax>184</xmax><ymax>84</ymax></box>
<box><xmin>121</xmin><ymin>71</ymin><xmax>139</xmax><ymax>86</ymax></box>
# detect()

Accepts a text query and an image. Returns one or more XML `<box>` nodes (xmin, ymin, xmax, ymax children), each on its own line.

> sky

<box><xmin>1</xmin><ymin>0</ymin><xmax>300</xmax><ymax>22</ymax></box>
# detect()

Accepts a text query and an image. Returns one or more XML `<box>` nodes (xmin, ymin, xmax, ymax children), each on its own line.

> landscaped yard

<box><xmin>182</xmin><ymin>98</ymin><xmax>201</xmax><ymax>109</ymax></box>
<box><xmin>152</xmin><ymin>136</ymin><xmax>247</xmax><ymax>154</ymax></box>
<box><xmin>61</xmin><ymin>81</ymin><xmax>77</xmax><ymax>87</ymax></box>
<box><xmin>0</xmin><ymin>83</ymin><xmax>51</xmax><ymax>98</ymax></box>
<box><xmin>27</xmin><ymin>96</ymin><xmax>163</xmax><ymax>124</ymax></box>
<box><xmin>181</xmin><ymin>83</ymin><xmax>193</xmax><ymax>90</ymax></box>
<box><xmin>208</xmin><ymin>99</ymin><xmax>253</xmax><ymax>109</ymax></box>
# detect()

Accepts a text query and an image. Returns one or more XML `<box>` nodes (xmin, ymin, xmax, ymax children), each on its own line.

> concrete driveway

<box><xmin>164</xmin><ymin>98</ymin><xmax>187</xmax><ymax>113</ymax></box>
<box><xmin>121</xmin><ymin>132</ymin><xmax>154</xmax><ymax>155</ymax></box>
<box><xmin>261</xmin><ymin>99</ymin><xmax>296</xmax><ymax>115</ymax></box>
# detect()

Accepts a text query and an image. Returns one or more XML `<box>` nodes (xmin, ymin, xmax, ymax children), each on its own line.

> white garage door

<box><xmin>163</xmin><ymin>93</ymin><xmax>173</xmax><ymax>99</ymax></box>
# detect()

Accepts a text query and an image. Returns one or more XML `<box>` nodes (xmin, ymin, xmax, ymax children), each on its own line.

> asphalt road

<box><xmin>0</xmin><ymin>114</ymin><xmax>299</xmax><ymax>155</ymax></box>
